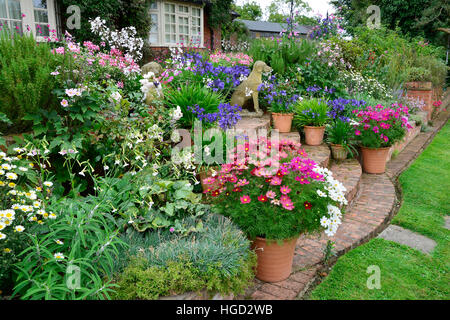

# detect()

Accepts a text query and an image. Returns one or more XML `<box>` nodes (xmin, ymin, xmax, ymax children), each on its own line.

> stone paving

<box><xmin>378</xmin><ymin>225</ymin><xmax>437</xmax><ymax>254</ymax></box>
<box><xmin>241</xmin><ymin>96</ymin><xmax>450</xmax><ymax>301</ymax></box>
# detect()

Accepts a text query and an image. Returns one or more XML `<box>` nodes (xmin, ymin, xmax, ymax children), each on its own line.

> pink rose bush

<box><xmin>205</xmin><ymin>139</ymin><xmax>347</xmax><ymax>240</ymax></box>
<box><xmin>352</xmin><ymin>104</ymin><xmax>413</xmax><ymax>148</ymax></box>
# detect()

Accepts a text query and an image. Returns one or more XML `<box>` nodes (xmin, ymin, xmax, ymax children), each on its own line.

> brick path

<box><xmin>240</xmin><ymin>96</ymin><xmax>450</xmax><ymax>300</ymax></box>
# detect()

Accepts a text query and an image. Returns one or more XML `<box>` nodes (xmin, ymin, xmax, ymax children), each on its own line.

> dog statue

<box><xmin>230</xmin><ymin>61</ymin><xmax>272</xmax><ymax>117</ymax></box>
<box><xmin>141</xmin><ymin>62</ymin><xmax>164</xmax><ymax>106</ymax></box>
<box><xmin>141</xmin><ymin>61</ymin><xmax>164</xmax><ymax>78</ymax></box>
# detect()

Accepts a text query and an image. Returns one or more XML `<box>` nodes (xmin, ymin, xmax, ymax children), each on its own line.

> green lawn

<box><xmin>309</xmin><ymin>121</ymin><xmax>450</xmax><ymax>300</ymax></box>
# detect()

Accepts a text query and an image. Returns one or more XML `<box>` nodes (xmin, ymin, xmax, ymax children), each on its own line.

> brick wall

<box><xmin>406</xmin><ymin>89</ymin><xmax>434</xmax><ymax>121</ymax></box>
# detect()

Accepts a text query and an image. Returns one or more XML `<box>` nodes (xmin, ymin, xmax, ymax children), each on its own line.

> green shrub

<box><xmin>0</xmin><ymin>32</ymin><xmax>61</xmax><ymax>134</ymax></box>
<box><xmin>164</xmin><ymin>85</ymin><xmax>224</xmax><ymax>129</ymax></box>
<box><xmin>293</xmin><ymin>98</ymin><xmax>330</xmax><ymax>127</ymax></box>
<box><xmin>111</xmin><ymin>214</ymin><xmax>256</xmax><ymax>299</ymax></box>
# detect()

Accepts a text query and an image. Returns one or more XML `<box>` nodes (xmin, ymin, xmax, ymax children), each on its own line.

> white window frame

<box><xmin>148</xmin><ymin>0</ymin><xmax>204</xmax><ymax>48</ymax></box>
<box><xmin>0</xmin><ymin>0</ymin><xmax>57</xmax><ymax>41</ymax></box>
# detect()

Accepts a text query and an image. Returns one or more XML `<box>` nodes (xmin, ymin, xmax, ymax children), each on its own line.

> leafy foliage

<box><xmin>0</xmin><ymin>32</ymin><xmax>61</xmax><ymax>134</ymax></box>
<box><xmin>294</xmin><ymin>98</ymin><xmax>330</xmax><ymax>127</ymax></box>
<box><xmin>164</xmin><ymin>85</ymin><xmax>224</xmax><ymax>129</ymax></box>
<box><xmin>111</xmin><ymin>214</ymin><xmax>256</xmax><ymax>299</ymax></box>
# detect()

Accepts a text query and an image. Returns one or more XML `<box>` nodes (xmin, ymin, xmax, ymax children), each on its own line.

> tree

<box><xmin>266</xmin><ymin>0</ymin><xmax>315</xmax><ymax>26</ymax></box>
<box><xmin>331</xmin><ymin>0</ymin><xmax>450</xmax><ymax>47</ymax></box>
<box><xmin>233</xmin><ymin>1</ymin><xmax>263</xmax><ymax>21</ymax></box>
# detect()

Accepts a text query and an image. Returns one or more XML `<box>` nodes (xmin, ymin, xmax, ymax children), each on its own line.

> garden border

<box><xmin>243</xmin><ymin>92</ymin><xmax>450</xmax><ymax>300</ymax></box>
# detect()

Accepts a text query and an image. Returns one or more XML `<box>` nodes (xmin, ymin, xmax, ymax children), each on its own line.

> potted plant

<box><xmin>294</xmin><ymin>98</ymin><xmax>329</xmax><ymax>146</ymax></box>
<box><xmin>205</xmin><ymin>139</ymin><xmax>347</xmax><ymax>282</ymax></box>
<box><xmin>326</xmin><ymin>119</ymin><xmax>358</xmax><ymax>160</ymax></box>
<box><xmin>258</xmin><ymin>79</ymin><xmax>300</xmax><ymax>133</ymax></box>
<box><xmin>353</xmin><ymin>104</ymin><xmax>412</xmax><ymax>174</ymax></box>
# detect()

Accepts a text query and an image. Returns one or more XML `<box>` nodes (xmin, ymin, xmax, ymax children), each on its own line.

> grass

<box><xmin>309</xmin><ymin>121</ymin><xmax>450</xmax><ymax>300</ymax></box>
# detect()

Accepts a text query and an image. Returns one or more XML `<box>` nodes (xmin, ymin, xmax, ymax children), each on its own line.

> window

<box><xmin>149</xmin><ymin>1</ymin><xmax>204</xmax><ymax>47</ymax></box>
<box><xmin>0</xmin><ymin>0</ymin><xmax>23</xmax><ymax>34</ymax></box>
<box><xmin>33</xmin><ymin>0</ymin><xmax>49</xmax><ymax>36</ymax></box>
<box><xmin>0</xmin><ymin>0</ymin><xmax>56</xmax><ymax>40</ymax></box>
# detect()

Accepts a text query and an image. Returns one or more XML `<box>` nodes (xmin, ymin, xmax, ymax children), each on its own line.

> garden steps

<box><xmin>234</xmin><ymin>114</ymin><xmax>271</xmax><ymax>135</ymax></box>
<box><xmin>329</xmin><ymin>159</ymin><xmax>362</xmax><ymax>207</ymax></box>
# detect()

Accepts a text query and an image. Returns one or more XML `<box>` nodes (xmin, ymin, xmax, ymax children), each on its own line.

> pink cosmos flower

<box><xmin>240</xmin><ymin>195</ymin><xmax>251</xmax><ymax>204</ymax></box>
<box><xmin>203</xmin><ymin>177</ymin><xmax>216</xmax><ymax>185</ymax></box>
<box><xmin>270</xmin><ymin>176</ymin><xmax>282</xmax><ymax>186</ymax></box>
<box><xmin>280</xmin><ymin>185</ymin><xmax>291</xmax><ymax>195</ymax></box>
<box><xmin>355</xmin><ymin>130</ymin><xmax>361</xmax><ymax>136</ymax></box>
<box><xmin>280</xmin><ymin>195</ymin><xmax>291</xmax><ymax>204</ymax></box>
<box><xmin>60</xmin><ymin>99</ymin><xmax>69</xmax><ymax>108</ymax></box>
<box><xmin>282</xmin><ymin>202</ymin><xmax>295</xmax><ymax>211</ymax></box>
<box><xmin>266</xmin><ymin>190</ymin><xmax>276</xmax><ymax>199</ymax></box>
<box><xmin>296</xmin><ymin>176</ymin><xmax>310</xmax><ymax>184</ymax></box>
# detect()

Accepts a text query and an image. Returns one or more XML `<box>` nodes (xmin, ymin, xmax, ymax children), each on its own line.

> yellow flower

<box><xmin>36</xmin><ymin>186</ymin><xmax>42</xmax><ymax>192</ymax></box>
<box><xmin>29</xmin><ymin>163</ymin><xmax>34</xmax><ymax>167</ymax></box>
<box><xmin>8</xmin><ymin>182</ymin><xmax>16</xmax><ymax>188</ymax></box>
<box><xmin>37</xmin><ymin>220</ymin><xmax>43</xmax><ymax>224</ymax></box>
<box><xmin>0</xmin><ymin>181</ymin><xmax>4</xmax><ymax>187</ymax></box>
<box><xmin>17</xmin><ymin>155</ymin><xmax>22</xmax><ymax>159</ymax></box>
<box><xmin>3</xmin><ymin>248</ymin><xmax>11</xmax><ymax>253</ymax></box>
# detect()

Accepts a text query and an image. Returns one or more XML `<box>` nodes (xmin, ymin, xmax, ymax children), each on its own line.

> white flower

<box><xmin>104</xmin><ymin>165</ymin><xmax>109</xmax><ymax>171</ymax></box>
<box><xmin>55</xmin><ymin>239</ymin><xmax>64</xmax><ymax>245</ymax></box>
<box><xmin>43</xmin><ymin>181</ymin><xmax>53</xmax><ymax>187</ymax></box>
<box><xmin>1</xmin><ymin>163</ymin><xmax>11</xmax><ymax>170</ymax></box>
<box><xmin>317</xmin><ymin>190</ymin><xmax>327</xmax><ymax>197</ymax></box>
<box><xmin>54</xmin><ymin>252</ymin><xmax>65</xmax><ymax>260</ymax></box>
<box><xmin>110</xmin><ymin>91</ymin><xmax>122</xmax><ymax>103</ymax></box>
<box><xmin>0</xmin><ymin>233</ymin><xmax>6</xmax><ymax>240</ymax></box>
<box><xmin>6</xmin><ymin>172</ymin><xmax>18</xmax><ymax>180</ymax></box>
<box><xmin>15</xmin><ymin>225</ymin><xmax>25</xmax><ymax>232</ymax></box>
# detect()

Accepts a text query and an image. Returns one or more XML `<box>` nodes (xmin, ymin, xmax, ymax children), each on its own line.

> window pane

<box><xmin>35</xmin><ymin>23</ymin><xmax>49</xmax><ymax>36</ymax></box>
<box><xmin>8</xmin><ymin>0</ymin><xmax>21</xmax><ymax>20</ymax></box>
<box><xmin>178</xmin><ymin>5</ymin><xmax>188</xmax><ymax>13</ymax></box>
<box><xmin>192</xmin><ymin>8</ymin><xmax>200</xmax><ymax>17</ymax></box>
<box><xmin>149</xmin><ymin>33</ymin><xmax>158</xmax><ymax>44</ymax></box>
<box><xmin>150</xmin><ymin>13</ymin><xmax>158</xmax><ymax>32</ymax></box>
<box><xmin>164</xmin><ymin>3</ymin><xmax>174</xmax><ymax>13</ymax></box>
<box><xmin>11</xmin><ymin>20</ymin><xmax>22</xmax><ymax>33</ymax></box>
<box><xmin>33</xmin><ymin>0</ymin><xmax>47</xmax><ymax>9</ymax></box>
<box><xmin>34</xmin><ymin>9</ymin><xmax>48</xmax><ymax>23</ymax></box>
<box><xmin>0</xmin><ymin>0</ymin><xmax>7</xmax><ymax>19</ymax></box>
<box><xmin>149</xmin><ymin>1</ymin><xmax>157</xmax><ymax>10</ymax></box>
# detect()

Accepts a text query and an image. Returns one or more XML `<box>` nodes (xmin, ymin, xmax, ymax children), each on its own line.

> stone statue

<box><xmin>141</xmin><ymin>61</ymin><xmax>164</xmax><ymax>78</ymax></box>
<box><xmin>140</xmin><ymin>62</ymin><xmax>164</xmax><ymax>106</ymax></box>
<box><xmin>230</xmin><ymin>61</ymin><xmax>272</xmax><ymax>117</ymax></box>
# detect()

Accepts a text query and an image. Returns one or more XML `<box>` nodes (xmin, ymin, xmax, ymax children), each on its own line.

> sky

<box><xmin>235</xmin><ymin>0</ymin><xmax>335</xmax><ymax>20</ymax></box>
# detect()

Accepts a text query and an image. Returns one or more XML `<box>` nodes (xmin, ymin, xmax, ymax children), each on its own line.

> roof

<box><xmin>236</xmin><ymin>19</ymin><xmax>312</xmax><ymax>35</ymax></box>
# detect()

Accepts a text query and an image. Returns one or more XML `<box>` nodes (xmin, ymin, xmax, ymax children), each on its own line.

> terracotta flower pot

<box><xmin>272</xmin><ymin>113</ymin><xmax>293</xmax><ymax>133</ymax></box>
<box><xmin>361</xmin><ymin>146</ymin><xmax>390</xmax><ymax>174</ymax></box>
<box><xmin>251</xmin><ymin>236</ymin><xmax>298</xmax><ymax>282</ymax></box>
<box><xmin>330</xmin><ymin>144</ymin><xmax>348</xmax><ymax>160</ymax></box>
<box><xmin>304</xmin><ymin>126</ymin><xmax>325</xmax><ymax>146</ymax></box>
